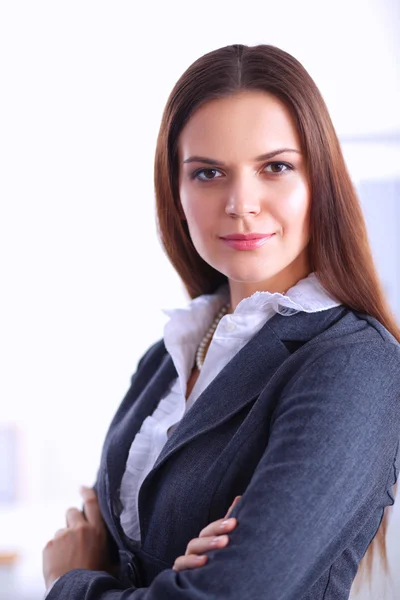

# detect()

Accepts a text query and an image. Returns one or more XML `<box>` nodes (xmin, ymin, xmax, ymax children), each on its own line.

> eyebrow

<box><xmin>182</xmin><ymin>148</ymin><xmax>301</xmax><ymax>166</ymax></box>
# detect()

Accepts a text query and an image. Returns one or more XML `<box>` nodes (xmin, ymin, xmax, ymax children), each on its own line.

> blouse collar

<box><xmin>162</xmin><ymin>272</ymin><xmax>342</xmax><ymax>325</ymax></box>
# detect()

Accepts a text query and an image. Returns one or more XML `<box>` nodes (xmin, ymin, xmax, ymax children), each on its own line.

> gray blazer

<box><xmin>47</xmin><ymin>305</ymin><xmax>400</xmax><ymax>599</ymax></box>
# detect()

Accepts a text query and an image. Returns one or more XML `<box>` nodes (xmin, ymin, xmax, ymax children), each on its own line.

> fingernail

<box><xmin>220</xmin><ymin>518</ymin><xmax>235</xmax><ymax>528</ymax></box>
<box><xmin>212</xmin><ymin>535</ymin><xmax>227</xmax><ymax>545</ymax></box>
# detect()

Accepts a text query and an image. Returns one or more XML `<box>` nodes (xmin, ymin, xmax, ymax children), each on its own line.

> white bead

<box><xmin>195</xmin><ymin>301</ymin><xmax>230</xmax><ymax>371</ymax></box>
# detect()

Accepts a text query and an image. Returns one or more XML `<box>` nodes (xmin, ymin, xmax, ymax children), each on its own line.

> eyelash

<box><xmin>191</xmin><ymin>162</ymin><xmax>294</xmax><ymax>182</ymax></box>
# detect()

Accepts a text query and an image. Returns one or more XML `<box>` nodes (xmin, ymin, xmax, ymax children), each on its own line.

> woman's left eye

<box><xmin>263</xmin><ymin>162</ymin><xmax>292</xmax><ymax>174</ymax></box>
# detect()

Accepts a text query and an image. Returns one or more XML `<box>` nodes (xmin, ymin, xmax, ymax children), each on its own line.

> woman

<box><xmin>43</xmin><ymin>44</ymin><xmax>400</xmax><ymax>599</ymax></box>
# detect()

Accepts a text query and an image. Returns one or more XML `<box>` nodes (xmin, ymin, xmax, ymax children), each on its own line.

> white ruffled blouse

<box><xmin>119</xmin><ymin>272</ymin><xmax>343</xmax><ymax>542</ymax></box>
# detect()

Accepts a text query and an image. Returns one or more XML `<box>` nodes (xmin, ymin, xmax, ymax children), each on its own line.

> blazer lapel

<box><xmin>106</xmin><ymin>352</ymin><xmax>178</xmax><ymax>499</ymax></box>
<box><xmin>151</xmin><ymin>315</ymin><xmax>288</xmax><ymax>472</ymax></box>
<box><xmin>107</xmin><ymin>303</ymin><xmax>347</xmax><ymax>545</ymax></box>
<box><xmin>149</xmin><ymin>304</ymin><xmax>348</xmax><ymax>474</ymax></box>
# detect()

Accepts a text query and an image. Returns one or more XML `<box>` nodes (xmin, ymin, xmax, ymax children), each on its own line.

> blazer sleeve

<box><xmin>46</xmin><ymin>340</ymin><xmax>400</xmax><ymax>600</ymax></box>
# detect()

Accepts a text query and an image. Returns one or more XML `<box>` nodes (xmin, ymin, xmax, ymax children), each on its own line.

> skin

<box><xmin>173</xmin><ymin>495</ymin><xmax>241</xmax><ymax>571</ymax></box>
<box><xmin>178</xmin><ymin>90</ymin><xmax>312</xmax><ymax>313</ymax></box>
<box><xmin>43</xmin><ymin>488</ymin><xmax>239</xmax><ymax>586</ymax></box>
<box><xmin>43</xmin><ymin>487</ymin><xmax>117</xmax><ymax>590</ymax></box>
<box><xmin>43</xmin><ymin>91</ymin><xmax>314</xmax><ymax>586</ymax></box>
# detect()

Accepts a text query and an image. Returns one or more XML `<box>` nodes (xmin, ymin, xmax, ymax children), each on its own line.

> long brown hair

<box><xmin>153</xmin><ymin>43</ymin><xmax>399</xmax><ymax>592</ymax></box>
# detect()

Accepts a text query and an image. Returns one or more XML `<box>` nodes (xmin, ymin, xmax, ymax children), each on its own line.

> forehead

<box><xmin>178</xmin><ymin>91</ymin><xmax>301</xmax><ymax>160</ymax></box>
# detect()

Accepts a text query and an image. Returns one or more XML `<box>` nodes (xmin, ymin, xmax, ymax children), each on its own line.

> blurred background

<box><xmin>0</xmin><ymin>0</ymin><xmax>399</xmax><ymax>598</ymax></box>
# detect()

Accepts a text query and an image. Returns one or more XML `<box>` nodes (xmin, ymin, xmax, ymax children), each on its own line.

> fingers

<box><xmin>225</xmin><ymin>495</ymin><xmax>241</xmax><ymax>518</ymax></box>
<box><xmin>197</xmin><ymin>495</ymin><xmax>241</xmax><ymax>537</ymax></box>
<box><xmin>66</xmin><ymin>507</ymin><xmax>86</xmax><ymax>528</ymax></box>
<box><xmin>54</xmin><ymin>528</ymin><xmax>67</xmax><ymax>539</ymax></box>
<box><xmin>80</xmin><ymin>485</ymin><xmax>97</xmax><ymax>500</ymax></box>
<box><xmin>64</xmin><ymin>486</ymin><xmax>103</xmax><ymax>530</ymax></box>
<box><xmin>186</xmin><ymin>534</ymin><xmax>229</xmax><ymax>556</ymax></box>
<box><xmin>174</xmin><ymin>532</ymin><xmax>232</xmax><ymax>572</ymax></box>
<box><xmin>199</xmin><ymin>517</ymin><xmax>237</xmax><ymax>539</ymax></box>
<box><xmin>80</xmin><ymin>486</ymin><xmax>103</xmax><ymax>527</ymax></box>
<box><xmin>173</xmin><ymin>554</ymin><xmax>208</xmax><ymax>572</ymax></box>
<box><xmin>172</xmin><ymin>497</ymin><xmax>242</xmax><ymax>573</ymax></box>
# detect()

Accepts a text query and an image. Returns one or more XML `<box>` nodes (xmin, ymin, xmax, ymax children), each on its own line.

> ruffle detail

<box><xmin>119</xmin><ymin>379</ymin><xmax>183</xmax><ymax>541</ymax></box>
<box><xmin>219</xmin><ymin>272</ymin><xmax>341</xmax><ymax>315</ymax></box>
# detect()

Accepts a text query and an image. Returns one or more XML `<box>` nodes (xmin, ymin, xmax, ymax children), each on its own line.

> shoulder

<box><xmin>339</xmin><ymin>307</ymin><xmax>400</xmax><ymax>347</ymax></box>
<box><xmin>291</xmin><ymin>307</ymin><xmax>400</xmax><ymax>375</ymax></box>
<box><xmin>277</xmin><ymin>308</ymin><xmax>400</xmax><ymax>425</ymax></box>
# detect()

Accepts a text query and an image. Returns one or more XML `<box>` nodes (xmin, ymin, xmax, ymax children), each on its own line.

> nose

<box><xmin>225</xmin><ymin>173</ymin><xmax>261</xmax><ymax>218</ymax></box>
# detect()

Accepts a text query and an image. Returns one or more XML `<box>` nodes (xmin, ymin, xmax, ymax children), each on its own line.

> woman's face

<box><xmin>177</xmin><ymin>90</ymin><xmax>311</xmax><ymax>300</ymax></box>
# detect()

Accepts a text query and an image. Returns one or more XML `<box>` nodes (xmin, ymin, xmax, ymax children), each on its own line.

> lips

<box><xmin>221</xmin><ymin>235</ymin><xmax>275</xmax><ymax>251</ymax></box>
<box><xmin>221</xmin><ymin>233</ymin><xmax>275</xmax><ymax>240</ymax></box>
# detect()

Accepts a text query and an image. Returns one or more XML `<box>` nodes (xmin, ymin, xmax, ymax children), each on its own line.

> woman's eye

<box><xmin>192</xmin><ymin>162</ymin><xmax>292</xmax><ymax>181</ymax></box>
<box><xmin>264</xmin><ymin>162</ymin><xmax>292</xmax><ymax>174</ymax></box>
<box><xmin>193</xmin><ymin>168</ymin><xmax>222</xmax><ymax>181</ymax></box>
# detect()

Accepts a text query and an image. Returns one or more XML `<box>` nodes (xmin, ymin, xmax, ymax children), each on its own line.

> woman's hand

<box><xmin>42</xmin><ymin>486</ymin><xmax>112</xmax><ymax>590</ymax></box>
<box><xmin>172</xmin><ymin>495</ymin><xmax>241</xmax><ymax>572</ymax></box>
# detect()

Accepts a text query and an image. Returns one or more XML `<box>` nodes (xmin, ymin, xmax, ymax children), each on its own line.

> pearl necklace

<box><xmin>195</xmin><ymin>301</ymin><xmax>231</xmax><ymax>371</ymax></box>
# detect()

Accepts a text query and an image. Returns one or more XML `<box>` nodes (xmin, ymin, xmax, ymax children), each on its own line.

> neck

<box><xmin>226</xmin><ymin>262</ymin><xmax>311</xmax><ymax>313</ymax></box>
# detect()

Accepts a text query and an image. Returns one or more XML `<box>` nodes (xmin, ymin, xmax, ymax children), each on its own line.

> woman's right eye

<box><xmin>192</xmin><ymin>168</ymin><xmax>223</xmax><ymax>182</ymax></box>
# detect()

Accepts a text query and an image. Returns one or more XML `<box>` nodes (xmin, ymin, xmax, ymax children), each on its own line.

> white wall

<box><xmin>0</xmin><ymin>1</ymin><xmax>399</xmax><ymax>597</ymax></box>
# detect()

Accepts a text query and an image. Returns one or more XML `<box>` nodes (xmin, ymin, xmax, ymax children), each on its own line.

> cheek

<box><xmin>277</xmin><ymin>182</ymin><xmax>310</xmax><ymax>233</ymax></box>
<box><xmin>179</xmin><ymin>184</ymin><xmax>197</xmax><ymax>220</ymax></box>
<box><xmin>183</xmin><ymin>203</ymin><xmax>205</xmax><ymax>231</ymax></box>
<box><xmin>180</xmin><ymin>185</ymin><xmax>214</xmax><ymax>228</ymax></box>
